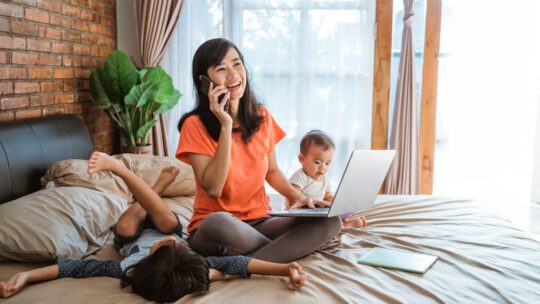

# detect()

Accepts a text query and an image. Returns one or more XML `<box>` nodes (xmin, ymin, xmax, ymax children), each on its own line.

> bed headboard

<box><xmin>0</xmin><ymin>115</ymin><xmax>93</xmax><ymax>204</ymax></box>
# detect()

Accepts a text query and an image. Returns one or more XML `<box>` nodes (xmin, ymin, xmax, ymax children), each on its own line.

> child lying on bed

<box><xmin>0</xmin><ymin>152</ymin><xmax>307</xmax><ymax>302</ymax></box>
<box><xmin>286</xmin><ymin>130</ymin><xmax>367</xmax><ymax>228</ymax></box>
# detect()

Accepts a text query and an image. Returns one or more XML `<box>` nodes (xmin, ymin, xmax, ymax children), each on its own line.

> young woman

<box><xmin>176</xmin><ymin>38</ymin><xmax>342</xmax><ymax>263</ymax></box>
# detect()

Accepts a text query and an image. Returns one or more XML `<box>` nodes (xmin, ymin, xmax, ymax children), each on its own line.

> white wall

<box><xmin>116</xmin><ymin>0</ymin><xmax>141</xmax><ymax>67</ymax></box>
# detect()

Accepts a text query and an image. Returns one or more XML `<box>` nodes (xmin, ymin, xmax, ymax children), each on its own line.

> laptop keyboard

<box><xmin>285</xmin><ymin>208</ymin><xmax>330</xmax><ymax>214</ymax></box>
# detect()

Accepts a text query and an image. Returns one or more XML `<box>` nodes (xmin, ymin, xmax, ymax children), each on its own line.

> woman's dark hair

<box><xmin>178</xmin><ymin>38</ymin><xmax>264</xmax><ymax>142</ymax></box>
<box><xmin>300</xmin><ymin>130</ymin><xmax>335</xmax><ymax>155</ymax></box>
<box><xmin>121</xmin><ymin>245</ymin><xmax>209</xmax><ymax>303</ymax></box>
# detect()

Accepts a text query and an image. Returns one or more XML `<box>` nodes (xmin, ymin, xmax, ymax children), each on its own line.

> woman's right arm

<box><xmin>188</xmin><ymin>124</ymin><xmax>232</xmax><ymax>198</ymax></box>
<box><xmin>188</xmin><ymin>82</ymin><xmax>233</xmax><ymax>199</ymax></box>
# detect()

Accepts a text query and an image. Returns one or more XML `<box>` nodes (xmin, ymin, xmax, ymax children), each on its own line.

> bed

<box><xmin>1</xmin><ymin>116</ymin><xmax>540</xmax><ymax>304</ymax></box>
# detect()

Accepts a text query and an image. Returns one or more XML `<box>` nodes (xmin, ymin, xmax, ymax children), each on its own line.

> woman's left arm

<box><xmin>266</xmin><ymin>151</ymin><xmax>329</xmax><ymax>208</ymax></box>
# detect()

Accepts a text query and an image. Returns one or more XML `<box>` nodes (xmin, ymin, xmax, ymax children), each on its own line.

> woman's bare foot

<box><xmin>87</xmin><ymin>151</ymin><xmax>125</xmax><ymax>175</ymax></box>
<box><xmin>342</xmin><ymin>215</ymin><xmax>367</xmax><ymax>229</ymax></box>
<box><xmin>153</xmin><ymin>166</ymin><xmax>180</xmax><ymax>195</ymax></box>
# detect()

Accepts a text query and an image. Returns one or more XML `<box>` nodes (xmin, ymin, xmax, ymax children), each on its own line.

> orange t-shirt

<box><xmin>176</xmin><ymin>106</ymin><xmax>286</xmax><ymax>232</ymax></box>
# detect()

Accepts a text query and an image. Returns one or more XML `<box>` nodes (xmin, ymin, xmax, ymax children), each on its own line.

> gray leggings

<box><xmin>187</xmin><ymin>211</ymin><xmax>342</xmax><ymax>263</ymax></box>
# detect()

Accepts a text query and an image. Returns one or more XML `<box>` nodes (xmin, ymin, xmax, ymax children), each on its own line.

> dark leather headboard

<box><xmin>0</xmin><ymin>115</ymin><xmax>93</xmax><ymax>204</ymax></box>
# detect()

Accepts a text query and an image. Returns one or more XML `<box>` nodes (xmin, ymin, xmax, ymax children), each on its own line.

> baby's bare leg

<box><xmin>88</xmin><ymin>152</ymin><xmax>180</xmax><ymax>233</ymax></box>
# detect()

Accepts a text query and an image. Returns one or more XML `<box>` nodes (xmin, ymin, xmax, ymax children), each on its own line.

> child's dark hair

<box><xmin>300</xmin><ymin>130</ymin><xmax>335</xmax><ymax>155</ymax></box>
<box><xmin>121</xmin><ymin>244</ymin><xmax>209</xmax><ymax>303</ymax></box>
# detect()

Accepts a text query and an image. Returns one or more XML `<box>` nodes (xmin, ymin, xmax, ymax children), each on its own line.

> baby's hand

<box><xmin>287</xmin><ymin>262</ymin><xmax>307</xmax><ymax>290</ymax></box>
<box><xmin>0</xmin><ymin>272</ymin><xmax>29</xmax><ymax>298</ymax></box>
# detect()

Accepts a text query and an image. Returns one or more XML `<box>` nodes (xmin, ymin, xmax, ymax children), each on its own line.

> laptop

<box><xmin>269</xmin><ymin>149</ymin><xmax>395</xmax><ymax>218</ymax></box>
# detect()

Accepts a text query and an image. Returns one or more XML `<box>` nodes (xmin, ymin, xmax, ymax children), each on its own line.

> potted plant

<box><xmin>89</xmin><ymin>50</ymin><xmax>181</xmax><ymax>154</ymax></box>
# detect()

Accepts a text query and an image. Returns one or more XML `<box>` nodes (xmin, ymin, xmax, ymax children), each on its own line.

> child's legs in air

<box><xmin>88</xmin><ymin>152</ymin><xmax>181</xmax><ymax>237</ymax></box>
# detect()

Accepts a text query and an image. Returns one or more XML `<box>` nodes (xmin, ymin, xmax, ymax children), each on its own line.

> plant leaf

<box><xmin>136</xmin><ymin>119</ymin><xmax>157</xmax><ymax>144</ymax></box>
<box><xmin>89</xmin><ymin>69</ymin><xmax>111</xmax><ymax>110</ymax></box>
<box><xmin>145</xmin><ymin>66</ymin><xmax>175</xmax><ymax>103</ymax></box>
<box><xmin>103</xmin><ymin>50</ymin><xmax>137</xmax><ymax>103</ymax></box>
<box><xmin>155</xmin><ymin>89</ymin><xmax>182</xmax><ymax>114</ymax></box>
<box><xmin>125</xmin><ymin>82</ymin><xmax>158</xmax><ymax>108</ymax></box>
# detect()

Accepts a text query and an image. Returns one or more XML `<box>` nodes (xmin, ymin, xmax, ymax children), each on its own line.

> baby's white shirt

<box><xmin>289</xmin><ymin>168</ymin><xmax>331</xmax><ymax>201</ymax></box>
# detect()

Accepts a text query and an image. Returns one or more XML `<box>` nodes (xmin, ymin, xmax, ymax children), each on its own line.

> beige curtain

<box><xmin>136</xmin><ymin>0</ymin><xmax>183</xmax><ymax>156</ymax></box>
<box><xmin>384</xmin><ymin>0</ymin><xmax>419</xmax><ymax>194</ymax></box>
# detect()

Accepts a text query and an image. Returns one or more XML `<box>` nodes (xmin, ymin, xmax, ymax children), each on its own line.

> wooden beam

<box><xmin>371</xmin><ymin>0</ymin><xmax>393</xmax><ymax>151</ymax></box>
<box><xmin>419</xmin><ymin>0</ymin><xmax>442</xmax><ymax>194</ymax></box>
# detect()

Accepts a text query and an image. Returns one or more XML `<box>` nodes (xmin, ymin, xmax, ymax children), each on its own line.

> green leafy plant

<box><xmin>90</xmin><ymin>50</ymin><xmax>181</xmax><ymax>147</ymax></box>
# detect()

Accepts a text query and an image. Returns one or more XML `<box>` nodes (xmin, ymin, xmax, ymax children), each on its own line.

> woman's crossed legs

<box><xmin>188</xmin><ymin>212</ymin><xmax>341</xmax><ymax>263</ymax></box>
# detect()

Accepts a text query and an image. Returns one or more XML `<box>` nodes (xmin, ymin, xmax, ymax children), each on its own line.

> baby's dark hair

<box><xmin>300</xmin><ymin>130</ymin><xmax>335</xmax><ymax>155</ymax></box>
<box><xmin>121</xmin><ymin>244</ymin><xmax>209</xmax><ymax>303</ymax></box>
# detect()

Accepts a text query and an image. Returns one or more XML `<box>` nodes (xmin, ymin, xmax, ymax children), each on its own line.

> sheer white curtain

<box><xmin>162</xmin><ymin>0</ymin><xmax>376</xmax><ymax>187</ymax></box>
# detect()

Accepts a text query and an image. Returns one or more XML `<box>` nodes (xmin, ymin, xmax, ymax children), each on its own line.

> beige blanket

<box><xmin>1</xmin><ymin>195</ymin><xmax>539</xmax><ymax>303</ymax></box>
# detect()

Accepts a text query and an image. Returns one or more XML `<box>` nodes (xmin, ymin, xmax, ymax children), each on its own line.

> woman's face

<box><xmin>206</xmin><ymin>47</ymin><xmax>247</xmax><ymax>101</ymax></box>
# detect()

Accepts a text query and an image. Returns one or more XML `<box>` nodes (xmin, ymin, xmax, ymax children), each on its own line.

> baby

<box><xmin>288</xmin><ymin>130</ymin><xmax>366</xmax><ymax>228</ymax></box>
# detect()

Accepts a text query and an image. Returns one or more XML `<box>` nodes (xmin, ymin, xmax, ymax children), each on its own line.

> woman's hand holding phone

<box><xmin>200</xmin><ymin>75</ymin><xmax>232</xmax><ymax>128</ymax></box>
<box><xmin>208</xmin><ymin>82</ymin><xmax>232</xmax><ymax>127</ymax></box>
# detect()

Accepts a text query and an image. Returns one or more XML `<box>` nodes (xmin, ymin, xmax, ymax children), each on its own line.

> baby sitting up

<box><xmin>287</xmin><ymin>130</ymin><xmax>367</xmax><ymax>228</ymax></box>
<box><xmin>0</xmin><ymin>152</ymin><xmax>307</xmax><ymax>302</ymax></box>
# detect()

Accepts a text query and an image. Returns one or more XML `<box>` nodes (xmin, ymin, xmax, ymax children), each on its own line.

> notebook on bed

<box><xmin>357</xmin><ymin>248</ymin><xmax>438</xmax><ymax>274</ymax></box>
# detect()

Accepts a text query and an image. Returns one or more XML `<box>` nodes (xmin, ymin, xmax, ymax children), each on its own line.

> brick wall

<box><xmin>0</xmin><ymin>0</ymin><xmax>117</xmax><ymax>153</ymax></box>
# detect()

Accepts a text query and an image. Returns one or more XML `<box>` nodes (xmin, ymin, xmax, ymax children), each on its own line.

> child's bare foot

<box><xmin>152</xmin><ymin>166</ymin><xmax>180</xmax><ymax>195</ymax></box>
<box><xmin>342</xmin><ymin>215</ymin><xmax>367</xmax><ymax>229</ymax></box>
<box><xmin>87</xmin><ymin>151</ymin><xmax>125</xmax><ymax>175</ymax></box>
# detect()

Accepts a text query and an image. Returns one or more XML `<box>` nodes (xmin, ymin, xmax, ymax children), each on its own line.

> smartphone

<box><xmin>199</xmin><ymin>75</ymin><xmax>230</xmax><ymax>112</ymax></box>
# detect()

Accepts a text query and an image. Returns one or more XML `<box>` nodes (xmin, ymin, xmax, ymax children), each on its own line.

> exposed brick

<box><xmin>81</xmin><ymin>10</ymin><xmax>98</xmax><ymax>22</ymax></box>
<box><xmin>96</xmin><ymin>36</ymin><xmax>114</xmax><ymax>48</ymax></box>
<box><xmin>31</xmin><ymin>93</ymin><xmax>55</xmax><ymax>106</ymax></box>
<box><xmin>82</xmin><ymin>79</ymin><xmax>89</xmax><ymax>89</ymax></box>
<box><xmin>51</xmin><ymin>42</ymin><xmax>73</xmax><ymax>54</ymax></box>
<box><xmin>0</xmin><ymin>67</ymin><xmax>27</xmax><ymax>80</ymax></box>
<box><xmin>40</xmin><ymin>80</ymin><xmax>63</xmax><ymax>92</ymax></box>
<box><xmin>39</xmin><ymin>53</ymin><xmax>62</xmax><ymax>65</ymax></box>
<box><xmin>0</xmin><ymin>82</ymin><xmax>13</xmax><ymax>95</ymax></box>
<box><xmin>53</xmin><ymin>67</ymin><xmax>73</xmax><ymax>78</ymax></box>
<box><xmin>26</xmin><ymin>38</ymin><xmax>52</xmax><ymax>52</ymax></box>
<box><xmin>61</xmin><ymin>4</ymin><xmax>81</xmax><ymax>18</ymax></box>
<box><xmin>63</xmin><ymin>79</ymin><xmax>80</xmax><ymax>91</ymax></box>
<box><xmin>71</xmin><ymin>0</ymin><xmax>89</xmax><ymax>7</ymax></box>
<box><xmin>81</xmin><ymin>33</ymin><xmax>97</xmax><ymax>44</ymax></box>
<box><xmin>1</xmin><ymin>96</ymin><xmax>29</xmax><ymax>110</ymax></box>
<box><xmin>0</xmin><ymin>111</ymin><xmax>14</xmax><ymax>122</ymax></box>
<box><xmin>25</xmin><ymin>9</ymin><xmax>49</xmax><ymax>24</ymax></box>
<box><xmin>61</xmin><ymin>29</ymin><xmax>81</xmax><ymax>42</ymax></box>
<box><xmin>28</xmin><ymin>67</ymin><xmax>52</xmax><ymax>79</ymax></box>
<box><xmin>17</xmin><ymin>0</ymin><xmax>37</xmax><ymax>6</ymax></box>
<box><xmin>10</xmin><ymin>20</ymin><xmax>38</xmax><ymax>36</ymax></box>
<box><xmin>81</xmin><ymin>57</ymin><xmax>97</xmax><ymax>68</ymax></box>
<box><xmin>73</xmin><ymin>44</ymin><xmax>90</xmax><ymax>55</ymax></box>
<box><xmin>12</xmin><ymin>52</ymin><xmax>39</xmax><ymax>65</ymax></box>
<box><xmin>62</xmin><ymin>54</ymin><xmax>81</xmax><ymax>67</ymax></box>
<box><xmin>42</xmin><ymin>104</ymin><xmax>64</xmax><ymax>116</ymax></box>
<box><xmin>15</xmin><ymin>81</ymin><xmax>40</xmax><ymax>93</ymax></box>
<box><xmin>37</xmin><ymin>0</ymin><xmax>62</xmax><ymax>13</ymax></box>
<box><xmin>0</xmin><ymin>36</ymin><xmax>25</xmax><ymax>49</ymax></box>
<box><xmin>0</xmin><ymin>3</ymin><xmax>24</xmax><ymax>18</ymax></box>
<box><xmin>38</xmin><ymin>26</ymin><xmax>61</xmax><ymax>40</ymax></box>
<box><xmin>15</xmin><ymin>107</ymin><xmax>41</xmax><ymax>119</ymax></box>
<box><xmin>0</xmin><ymin>18</ymin><xmax>9</xmax><ymax>32</ymax></box>
<box><xmin>100</xmin><ymin>15</ymin><xmax>114</xmax><ymax>27</ymax></box>
<box><xmin>73</xmin><ymin>68</ymin><xmax>90</xmax><ymax>78</ymax></box>
<box><xmin>64</xmin><ymin>102</ymin><xmax>83</xmax><ymax>114</ymax></box>
<box><xmin>71</xmin><ymin>19</ymin><xmax>88</xmax><ymax>32</ymax></box>
<box><xmin>55</xmin><ymin>93</ymin><xmax>74</xmax><ymax>104</ymax></box>
<box><xmin>50</xmin><ymin>14</ymin><xmax>71</xmax><ymax>28</ymax></box>
<box><xmin>0</xmin><ymin>51</ymin><xmax>7</xmax><ymax>64</ymax></box>
<box><xmin>75</xmin><ymin>91</ymin><xmax>90</xmax><ymax>102</ymax></box>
